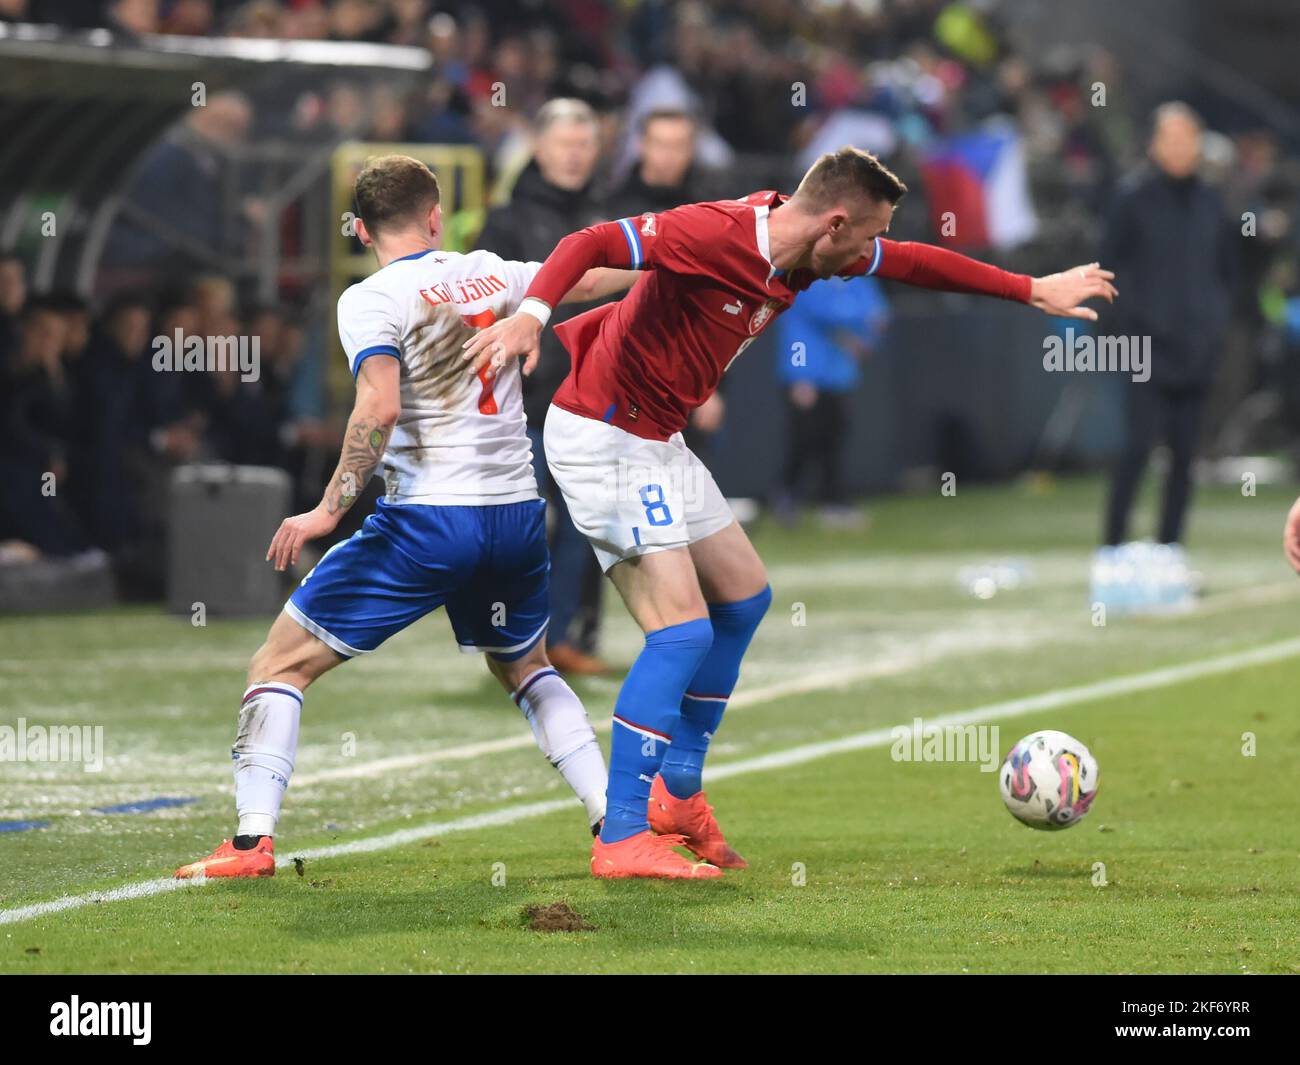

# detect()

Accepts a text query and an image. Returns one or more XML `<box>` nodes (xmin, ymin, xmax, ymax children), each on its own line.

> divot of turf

<box><xmin>522</xmin><ymin>902</ymin><xmax>593</xmax><ymax>932</ymax></box>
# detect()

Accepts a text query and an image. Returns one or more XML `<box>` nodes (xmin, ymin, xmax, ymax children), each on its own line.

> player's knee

<box><xmin>646</xmin><ymin>615</ymin><xmax>714</xmax><ymax>662</ymax></box>
<box><xmin>489</xmin><ymin>642</ymin><xmax>548</xmax><ymax>691</ymax></box>
<box><xmin>247</xmin><ymin>624</ymin><xmax>334</xmax><ymax>689</ymax></box>
<box><xmin>728</xmin><ymin>583</ymin><xmax>772</xmax><ymax>625</ymax></box>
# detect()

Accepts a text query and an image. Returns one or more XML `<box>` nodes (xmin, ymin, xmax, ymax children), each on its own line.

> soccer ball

<box><xmin>999</xmin><ymin>730</ymin><xmax>1099</xmax><ymax>830</ymax></box>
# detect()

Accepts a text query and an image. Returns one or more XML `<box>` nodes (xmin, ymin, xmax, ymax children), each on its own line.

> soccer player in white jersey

<box><xmin>176</xmin><ymin>156</ymin><xmax>635</xmax><ymax>878</ymax></box>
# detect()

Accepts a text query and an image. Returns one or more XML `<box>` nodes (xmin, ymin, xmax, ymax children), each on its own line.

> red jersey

<box><xmin>529</xmin><ymin>191</ymin><xmax>1031</xmax><ymax>441</ymax></box>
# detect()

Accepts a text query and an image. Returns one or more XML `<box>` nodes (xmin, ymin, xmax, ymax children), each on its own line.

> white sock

<box><xmin>513</xmin><ymin>667</ymin><xmax>608</xmax><ymax>828</ymax></box>
<box><xmin>233</xmin><ymin>682</ymin><xmax>303</xmax><ymax>838</ymax></box>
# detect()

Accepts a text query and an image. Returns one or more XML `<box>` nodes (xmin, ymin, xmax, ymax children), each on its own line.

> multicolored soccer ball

<box><xmin>999</xmin><ymin>730</ymin><xmax>1099</xmax><ymax>830</ymax></box>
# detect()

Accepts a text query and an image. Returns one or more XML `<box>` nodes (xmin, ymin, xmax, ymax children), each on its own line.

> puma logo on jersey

<box><xmin>723</xmin><ymin>299</ymin><xmax>744</xmax><ymax>315</ymax></box>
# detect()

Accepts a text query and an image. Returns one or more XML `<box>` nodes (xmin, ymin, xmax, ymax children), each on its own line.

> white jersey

<box><xmin>337</xmin><ymin>248</ymin><xmax>542</xmax><ymax>506</ymax></box>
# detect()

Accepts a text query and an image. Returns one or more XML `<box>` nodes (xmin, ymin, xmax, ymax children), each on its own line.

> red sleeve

<box><xmin>523</xmin><ymin>221</ymin><xmax>636</xmax><ymax>309</ymax></box>
<box><xmin>523</xmin><ymin>205</ymin><xmax>717</xmax><ymax>308</ymax></box>
<box><xmin>853</xmin><ymin>238</ymin><xmax>1032</xmax><ymax>303</ymax></box>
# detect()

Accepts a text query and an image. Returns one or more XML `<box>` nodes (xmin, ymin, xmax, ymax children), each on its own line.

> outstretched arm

<box><xmin>867</xmin><ymin>239</ymin><xmax>1116</xmax><ymax>320</ymax></box>
<box><xmin>561</xmin><ymin>266</ymin><xmax>639</xmax><ymax>305</ymax></box>
<box><xmin>266</xmin><ymin>356</ymin><xmax>400</xmax><ymax>571</ymax></box>
<box><xmin>463</xmin><ymin>220</ymin><xmax>650</xmax><ymax>376</ymax></box>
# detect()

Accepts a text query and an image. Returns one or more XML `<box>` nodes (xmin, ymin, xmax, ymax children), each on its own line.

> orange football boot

<box><xmin>647</xmin><ymin>774</ymin><xmax>747</xmax><ymax>869</ymax></box>
<box><xmin>591</xmin><ymin>829</ymin><xmax>722</xmax><ymax>879</ymax></box>
<box><xmin>175</xmin><ymin>837</ymin><xmax>275</xmax><ymax>879</ymax></box>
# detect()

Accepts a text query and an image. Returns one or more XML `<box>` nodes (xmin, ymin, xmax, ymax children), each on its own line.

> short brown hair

<box><xmin>354</xmin><ymin>155</ymin><xmax>441</xmax><ymax>234</ymax></box>
<box><xmin>640</xmin><ymin>106</ymin><xmax>696</xmax><ymax>134</ymax></box>
<box><xmin>793</xmin><ymin>147</ymin><xmax>907</xmax><ymax>212</ymax></box>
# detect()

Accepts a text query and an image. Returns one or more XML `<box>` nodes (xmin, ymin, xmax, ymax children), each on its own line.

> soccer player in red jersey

<box><xmin>464</xmin><ymin>147</ymin><xmax>1116</xmax><ymax>879</ymax></box>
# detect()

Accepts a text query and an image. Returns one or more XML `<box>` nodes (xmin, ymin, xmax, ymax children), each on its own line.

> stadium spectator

<box><xmin>0</xmin><ymin>298</ymin><xmax>86</xmax><ymax>556</ymax></box>
<box><xmin>0</xmin><ymin>251</ymin><xmax>27</xmax><ymax>367</ymax></box>
<box><xmin>101</xmin><ymin>92</ymin><xmax>256</xmax><ymax>286</ymax></box>
<box><xmin>607</xmin><ymin>108</ymin><xmax>710</xmax><ymax>221</ymax></box>
<box><xmin>68</xmin><ymin>293</ymin><xmax>199</xmax><ymax>587</ymax></box>
<box><xmin>476</xmin><ymin>97</ymin><xmax>610</xmax><ymax>674</ymax></box>
<box><xmin>773</xmin><ymin>275</ymin><xmax>891</xmax><ymax>528</ymax></box>
<box><xmin>1100</xmin><ymin>102</ymin><xmax>1237</xmax><ymax>550</ymax></box>
<box><xmin>607</xmin><ymin>107</ymin><xmax>728</xmax><ymax>459</ymax></box>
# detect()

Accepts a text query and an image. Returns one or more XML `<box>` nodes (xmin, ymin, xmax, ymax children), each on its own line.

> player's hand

<box><xmin>461</xmin><ymin>313</ymin><xmax>544</xmax><ymax>379</ymax></box>
<box><xmin>266</xmin><ymin>506</ymin><xmax>338</xmax><ymax>572</ymax></box>
<box><xmin>1284</xmin><ymin>496</ymin><xmax>1300</xmax><ymax>574</ymax></box>
<box><xmin>1029</xmin><ymin>263</ymin><xmax>1117</xmax><ymax>321</ymax></box>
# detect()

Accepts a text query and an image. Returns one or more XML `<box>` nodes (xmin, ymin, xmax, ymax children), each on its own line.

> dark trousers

<box><xmin>528</xmin><ymin>427</ymin><xmax>602</xmax><ymax>650</ymax></box>
<box><xmin>782</xmin><ymin>389</ymin><xmax>849</xmax><ymax>504</ymax></box>
<box><xmin>1104</xmin><ymin>383</ymin><xmax>1206</xmax><ymax>546</ymax></box>
<box><xmin>0</xmin><ymin>457</ymin><xmax>88</xmax><ymax>557</ymax></box>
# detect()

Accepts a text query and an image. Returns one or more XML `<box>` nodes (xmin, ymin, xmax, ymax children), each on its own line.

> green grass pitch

<box><xmin>2</xmin><ymin>475</ymin><xmax>1298</xmax><ymax>973</ymax></box>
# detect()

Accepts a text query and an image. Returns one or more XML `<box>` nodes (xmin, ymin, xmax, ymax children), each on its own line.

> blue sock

<box><xmin>601</xmin><ymin>617</ymin><xmax>713</xmax><ymax>844</ymax></box>
<box><xmin>659</xmin><ymin>585</ymin><xmax>772</xmax><ymax>799</ymax></box>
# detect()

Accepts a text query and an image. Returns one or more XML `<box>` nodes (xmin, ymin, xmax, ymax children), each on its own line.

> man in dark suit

<box><xmin>1100</xmin><ymin>102</ymin><xmax>1236</xmax><ymax>549</ymax></box>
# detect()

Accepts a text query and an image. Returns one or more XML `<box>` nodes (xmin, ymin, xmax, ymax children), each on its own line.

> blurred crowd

<box><xmin>0</xmin><ymin>264</ymin><xmax>335</xmax><ymax>595</ymax></box>
<box><xmin>3</xmin><ymin>0</ymin><xmax>1157</xmax><ymax>201</ymax></box>
<box><xmin>6</xmin><ymin>0</ymin><xmax>1300</xmax><ymax>612</ymax></box>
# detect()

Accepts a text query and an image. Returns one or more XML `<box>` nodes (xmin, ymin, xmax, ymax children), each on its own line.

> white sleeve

<box><xmin>337</xmin><ymin>284</ymin><xmax>403</xmax><ymax>380</ymax></box>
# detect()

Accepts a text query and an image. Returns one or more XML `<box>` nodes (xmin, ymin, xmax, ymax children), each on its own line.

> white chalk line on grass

<box><xmin>295</xmin><ymin>580</ymin><xmax>1300</xmax><ymax>787</ymax></box>
<box><xmin>290</xmin><ymin>622</ymin><xmax>1064</xmax><ymax>787</ymax></box>
<box><xmin>4</xmin><ymin>634</ymin><xmax>1299</xmax><ymax>928</ymax></box>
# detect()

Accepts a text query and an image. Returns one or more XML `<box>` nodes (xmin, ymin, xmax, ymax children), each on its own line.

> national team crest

<box><xmin>748</xmin><ymin>298</ymin><xmax>780</xmax><ymax>336</ymax></box>
<box><xmin>640</xmin><ymin>213</ymin><xmax>657</xmax><ymax>236</ymax></box>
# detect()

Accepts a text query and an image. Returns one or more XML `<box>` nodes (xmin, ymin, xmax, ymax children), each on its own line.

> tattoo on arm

<box><xmin>323</xmin><ymin>417</ymin><xmax>391</xmax><ymax>516</ymax></box>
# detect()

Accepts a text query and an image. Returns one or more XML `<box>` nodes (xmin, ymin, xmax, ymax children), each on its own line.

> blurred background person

<box><xmin>69</xmin><ymin>292</ymin><xmax>200</xmax><ymax>596</ymax></box>
<box><xmin>101</xmin><ymin>92</ymin><xmax>257</xmax><ymax>291</ymax></box>
<box><xmin>607</xmin><ymin>106</ymin><xmax>728</xmax><ymax>464</ymax></box>
<box><xmin>0</xmin><ymin>251</ymin><xmax>27</xmax><ymax>365</ymax></box>
<box><xmin>772</xmin><ymin>275</ymin><xmax>891</xmax><ymax>529</ymax></box>
<box><xmin>0</xmin><ymin>297</ymin><xmax>86</xmax><ymax>557</ymax></box>
<box><xmin>475</xmin><ymin>97</ymin><xmax>610</xmax><ymax>674</ymax></box>
<box><xmin>607</xmin><ymin>107</ymin><xmax>709</xmax><ymax>219</ymax></box>
<box><xmin>1099</xmin><ymin>102</ymin><xmax>1236</xmax><ymax>554</ymax></box>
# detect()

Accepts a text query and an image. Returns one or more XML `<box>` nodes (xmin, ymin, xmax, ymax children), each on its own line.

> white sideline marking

<box><xmin>293</xmin><ymin>625</ymin><xmax>1057</xmax><ymax>786</ymax></box>
<box><xmin>0</xmin><ymin>874</ymin><xmax>196</xmax><ymax>925</ymax></box>
<box><xmin>4</xmin><ymin>635</ymin><xmax>1298</xmax><ymax>927</ymax></box>
<box><xmin>288</xmin><ymin>580</ymin><xmax>1300</xmax><ymax>787</ymax></box>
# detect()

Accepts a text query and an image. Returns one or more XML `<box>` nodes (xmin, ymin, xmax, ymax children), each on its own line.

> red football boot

<box><xmin>175</xmin><ymin>837</ymin><xmax>275</xmax><ymax>879</ymax></box>
<box><xmin>647</xmin><ymin>775</ymin><xmax>747</xmax><ymax>869</ymax></box>
<box><xmin>590</xmin><ymin>829</ymin><xmax>722</xmax><ymax>879</ymax></box>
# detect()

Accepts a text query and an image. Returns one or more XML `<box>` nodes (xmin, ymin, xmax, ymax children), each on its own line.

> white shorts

<box><xmin>543</xmin><ymin>404</ymin><xmax>735</xmax><ymax>571</ymax></box>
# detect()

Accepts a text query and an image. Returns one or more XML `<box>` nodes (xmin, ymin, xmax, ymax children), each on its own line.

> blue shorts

<box><xmin>286</xmin><ymin>498</ymin><xmax>549</xmax><ymax>660</ymax></box>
